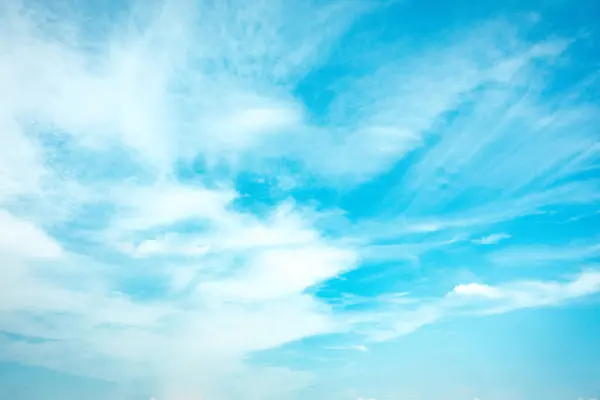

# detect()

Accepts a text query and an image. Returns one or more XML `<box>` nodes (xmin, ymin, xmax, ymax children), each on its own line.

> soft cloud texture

<box><xmin>473</xmin><ymin>233</ymin><xmax>511</xmax><ymax>245</ymax></box>
<box><xmin>1</xmin><ymin>0</ymin><xmax>599</xmax><ymax>399</ymax></box>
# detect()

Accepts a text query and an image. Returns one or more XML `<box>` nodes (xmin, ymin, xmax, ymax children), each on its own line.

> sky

<box><xmin>0</xmin><ymin>0</ymin><xmax>599</xmax><ymax>399</ymax></box>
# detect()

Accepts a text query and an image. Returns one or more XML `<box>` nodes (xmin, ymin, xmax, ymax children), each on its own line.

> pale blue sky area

<box><xmin>0</xmin><ymin>0</ymin><xmax>599</xmax><ymax>399</ymax></box>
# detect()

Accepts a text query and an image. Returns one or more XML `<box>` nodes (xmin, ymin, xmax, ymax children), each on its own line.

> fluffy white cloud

<box><xmin>1</xmin><ymin>1</ymin><xmax>599</xmax><ymax>399</ymax></box>
<box><xmin>452</xmin><ymin>283</ymin><xmax>505</xmax><ymax>299</ymax></box>
<box><xmin>0</xmin><ymin>2</ymin><xmax>366</xmax><ymax>396</ymax></box>
<box><xmin>0</xmin><ymin>211</ymin><xmax>63</xmax><ymax>259</ymax></box>
<box><xmin>359</xmin><ymin>270</ymin><xmax>600</xmax><ymax>341</ymax></box>
<box><xmin>472</xmin><ymin>233</ymin><xmax>511</xmax><ymax>245</ymax></box>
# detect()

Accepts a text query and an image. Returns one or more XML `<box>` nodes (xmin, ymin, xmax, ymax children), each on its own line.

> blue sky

<box><xmin>0</xmin><ymin>0</ymin><xmax>599</xmax><ymax>399</ymax></box>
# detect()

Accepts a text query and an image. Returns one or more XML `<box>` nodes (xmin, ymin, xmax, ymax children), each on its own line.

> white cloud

<box><xmin>201</xmin><ymin>96</ymin><xmax>304</xmax><ymax>153</ymax></box>
<box><xmin>0</xmin><ymin>2</ymin><xmax>369</xmax><ymax>395</ymax></box>
<box><xmin>350</xmin><ymin>344</ymin><xmax>369</xmax><ymax>352</ymax></box>
<box><xmin>451</xmin><ymin>269</ymin><xmax>600</xmax><ymax>313</ymax></box>
<box><xmin>472</xmin><ymin>233</ymin><xmax>511</xmax><ymax>245</ymax></box>
<box><xmin>111</xmin><ymin>182</ymin><xmax>237</xmax><ymax>232</ymax></box>
<box><xmin>326</xmin><ymin>344</ymin><xmax>369</xmax><ymax>353</ymax></box>
<box><xmin>296</xmin><ymin>25</ymin><xmax>575</xmax><ymax>184</ymax></box>
<box><xmin>359</xmin><ymin>181</ymin><xmax>600</xmax><ymax>243</ymax></box>
<box><xmin>0</xmin><ymin>210</ymin><xmax>63</xmax><ymax>259</ymax></box>
<box><xmin>0</xmin><ymin>200</ymin><xmax>356</xmax><ymax>391</ymax></box>
<box><xmin>489</xmin><ymin>242</ymin><xmax>600</xmax><ymax>266</ymax></box>
<box><xmin>0</xmin><ymin>8</ymin><xmax>173</xmax><ymax>172</ymax></box>
<box><xmin>452</xmin><ymin>283</ymin><xmax>505</xmax><ymax>299</ymax></box>
<box><xmin>200</xmin><ymin>245</ymin><xmax>356</xmax><ymax>301</ymax></box>
<box><xmin>360</xmin><ymin>269</ymin><xmax>600</xmax><ymax>341</ymax></box>
<box><xmin>398</xmin><ymin>63</ymin><xmax>598</xmax><ymax>215</ymax></box>
<box><xmin>1</xmin><ymin>1</ymin><xmax>599</xmax><ymax>398</ymax></box>
<box><xmin>0</xmin><ymin>116</ymin><xmax>45</xmax><ymax>202</ymax></box>
<box><xmin>129</xmin><ymin>235</ymin><xmax>211</xmax><ymax>258</ymax></box>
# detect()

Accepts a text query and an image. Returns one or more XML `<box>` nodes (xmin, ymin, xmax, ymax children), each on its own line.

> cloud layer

<box><xmin>1</xmin><ymin>0</ymin><xmax>599</xmax><ymax>399</ymax></box>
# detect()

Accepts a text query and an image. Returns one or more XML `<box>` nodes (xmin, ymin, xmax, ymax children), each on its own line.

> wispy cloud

<box><xmin>472</xmin><ymin>233</ymin><xmax>511</xmax><ymax>245</ymax></box>
<box><xmin>489</xmin><ymin>241</ymin><xmax>600</xmax><ymax>266</ymax></box>
<box><xmin>1</xmin><ymin>0</ymin><xmax>599</xmax><ymax>398</ymax></box>
<box><xmin>353</xmin><ymin>269</ymin><xmax>600</xmax><ymax>342</ymax></box>
<box><xmin>327</xmin><ymin>344</ymin><xmax>369</xmax><ymax>353</ymax></box>
<box><xmin>450</xmin><ymin>269</ymin><xmax>600</xmax><ymax>312</ymax></box>
<box><xmin>0</xmin><ymin>1</ymin><xmax>367</xmax><ymax>397</ymax></box>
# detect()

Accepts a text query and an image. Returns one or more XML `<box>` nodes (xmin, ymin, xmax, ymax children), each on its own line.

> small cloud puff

<box><xmin>451</xmin><ymin>283</ymin><xmax>504</xmax><ymax>299</ymax></box>
<box><xmin>472</xmin><ymin>233</ymin><xmax>511</xmax><ymax>245</ymax></box>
